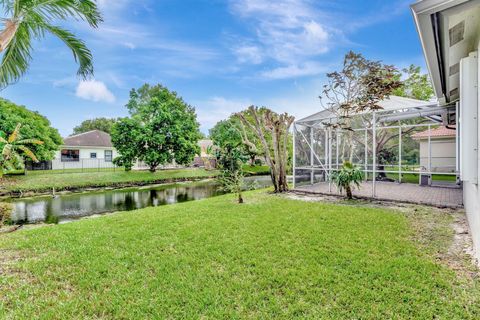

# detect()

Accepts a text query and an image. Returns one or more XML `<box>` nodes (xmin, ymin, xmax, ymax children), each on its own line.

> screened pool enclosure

<box><xmin>293</xmin><ymin>96</ymin><xmax>459</xmax><ymax>197</ymax></box>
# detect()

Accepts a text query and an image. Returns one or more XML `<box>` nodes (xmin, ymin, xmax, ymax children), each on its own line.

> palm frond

<box><xmin>17</xmin><ymin>145</ymin><xmax>38</xmax><ymax>162</ymax></box>
<box><xmin>2</xmin><ymin>159</ymin><xmax>15</xmax><ymax>171</ymax></box>
<box><xmin>0</xmin><ymin>22</ymin><xmax>32</xmax><ymax>88</ymax></box>
<box><xmin>27</xmin><ymin>0</ymin><xmax>103</xmax><ymax>28</ymax></box>
<box><xmin>8</xmin><ymin>123</ymin><xmax>21</xmax><ymax>143</ymax></box>
<box><xmin>43</xmin><ymin>24</ymin><xmax>93</xmax><ymax>78</ymax></box>
<box><xmin>2</xmin><ymin>143</ymin><xmax>12</xmax><ymax>158</ymax></box>
<box><xmin>16</xmin><ymin>138</ymin><xmax>44</xmax><ymax>145</ymax></box>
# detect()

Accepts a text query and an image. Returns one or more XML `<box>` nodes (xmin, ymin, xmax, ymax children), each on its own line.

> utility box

<box><xmin>419</xmin><ymin>173</ymin><xmax>431</xmax><ymax>186</ymax></box>
<box><xmin>459</xmin><ymin>52</ymin><xmax>478</xmax><ymax>184</ymax></box>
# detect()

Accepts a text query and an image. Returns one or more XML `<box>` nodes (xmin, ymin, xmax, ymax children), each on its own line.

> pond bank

<box><xmin>1</xmin><ymin>175</ymin><xmax>218</xmax><ymax>199</ymax></box>
<box><xmin>7</xmin><ymin>176</ymin><xmax>273</xmax><ymax>224</ymax></box>
<box><xmin>0</xmin><ymin>166</ymin><xmax>271</xmax><ymax>198</ymax></box>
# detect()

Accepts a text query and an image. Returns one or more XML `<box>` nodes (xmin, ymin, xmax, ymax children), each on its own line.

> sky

<box><xmin>1</xmin><ymin>0</ymin><xmax>427</xmax><ymax>136</ymax></box>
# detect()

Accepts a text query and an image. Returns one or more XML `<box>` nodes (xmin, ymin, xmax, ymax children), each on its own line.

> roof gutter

<box><xmin>430</xmin><ymin>12</ymin><xmax>448</xmax><ymax>99</ymax></box>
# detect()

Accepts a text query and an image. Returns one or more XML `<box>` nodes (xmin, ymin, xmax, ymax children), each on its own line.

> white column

<box><xmin>372</xmin><ymin>112</ymin><xmax>377</xmax><ymax>197</ymax></box>
<box><xmin>292</xmin><ymin>123</ymin><xmax>296</xmax><ymax>189</ymax></box>
<box><xmin>324</xmin><ymin>129</ymin><xmax>328</xmax><ymax>182</ymax></box>
<box><xmin>328</xmin><ymin>128</ymin><xmax>333</xmax><ymax>193</ymax></box>
<box><xmin>428</xmin><ymin>124</ymin><xmax>432</xmax><ymax>173</ymax></box>
<box><xmin>364</xmin><ymin>128</ymin><xmax>368</xmax><ymax>181</ymax></box>
<box><xmin>399</xmin><ymin>125</ymin><xmax>402</xmax><ymax>183</ymax></box>
<box><xmin>310</xmin><ymin>127</ymin><xmax>314</xmax><ymax>184</ymax></box>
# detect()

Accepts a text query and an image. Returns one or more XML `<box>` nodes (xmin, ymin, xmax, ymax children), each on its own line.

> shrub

<box><xmin>0</xmin><ymin>202</ymin><xmax>13</xmax><ymax>227</ymax></box>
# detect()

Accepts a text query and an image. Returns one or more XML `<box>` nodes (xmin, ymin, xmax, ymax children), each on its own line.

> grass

<box><xmin>1</xmin><ymin>191</ymin><xmax>479</xmax><ymax>319</ymax></box>
<box><xmin>386</xmin><ymin>173</ymin><xmax>457</xmax><ymax>184</ymax></box>
<box><xmin>0</xmin><ymin>168</ymin><xmax>219</xmax><ymax>195</ymax></box>
<box><xmin>242</xmin><ymin>164</ymin><xmax>270</xmax><ymax>175</ymax></box>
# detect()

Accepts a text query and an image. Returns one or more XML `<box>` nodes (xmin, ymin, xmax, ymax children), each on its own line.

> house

<box><xmin>411</xmin><ymin>0</ymin><xmax>480</xmax><ymax>260</ymax></box>
<box><xmin>193</xmin><ymin>139</ymin><xmax>216</xmax><ymax>168</ymax></box>
<box><xmin>49</xmin><ymin>131</ymin><xmax>214</xmax><ymax>170</ymax></box>
<box><xmin>52</xmin><ymin>130</ymin><xmax>118</xmax><ymax>170</ymax></box>
<box><xmin>412</xmin><ymin>126</ymin><xmax>456</xmax><ymax>172</ymax></box>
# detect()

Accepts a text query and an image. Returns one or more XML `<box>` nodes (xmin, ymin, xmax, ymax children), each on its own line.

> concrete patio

<box><xmin>295</xmin><ymin>181</ymin><xmax>463</xmax><ymax>208</ymax></box>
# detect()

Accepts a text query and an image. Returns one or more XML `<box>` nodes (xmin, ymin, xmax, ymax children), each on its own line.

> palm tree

<box><xmin>0</xmin><ymin>0</ymin><xmax>103</xmax><ymax>87</ymax></box>
<box><xmin>331</xmin><ymin>161</ymin><xmax>364</xmax><ymax>199</ymax></box>
<box><xmin>0</xmin><ymin>123</ymin><xmax>43</xmax><ymax>172</ymax></box>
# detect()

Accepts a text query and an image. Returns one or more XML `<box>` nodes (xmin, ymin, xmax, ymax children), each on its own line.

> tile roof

<box><xmin>63</xmin><ymin>130</ymin><xmax>113</xmax><ymax>147</ymax></box>
<box><xmin>411</xmin><ymin>126</ymin><xmax>456</xmax><ymax>139</ymax></box>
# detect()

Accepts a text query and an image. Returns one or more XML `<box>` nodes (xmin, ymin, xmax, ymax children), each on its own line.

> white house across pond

<box><xmin>30</xmin><ymin>130</ymin><xmax>214</xmax><ymax>171</ymax></box>
<box><xmin>52</xmin><ymin>130</ymin><xmax>118</xmax><ymax>170</ymax></box>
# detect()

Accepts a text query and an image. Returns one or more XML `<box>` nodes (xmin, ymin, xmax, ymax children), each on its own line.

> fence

<box><xmin>26</xmin><ymin>159</ymin><xmax>121</xmax><ymax>174</ymax></box>
<box><xmin>24</xmin><ymin>158</ymin><xmax>215</xmax><ymax>174</ymax></box>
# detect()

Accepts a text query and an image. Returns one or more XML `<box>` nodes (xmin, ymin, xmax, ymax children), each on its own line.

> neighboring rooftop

<box><xmin>63</xmin><ymin>130</ymin><xmax>113</xmax><ymax>147</ymax></box>
<box><xmin>412</xmin><ymin>126</ymin><xmax>456</xmax><ymax>139</ymax></box>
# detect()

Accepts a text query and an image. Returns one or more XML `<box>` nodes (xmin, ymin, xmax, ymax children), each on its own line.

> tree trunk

<box><xmin>346</xmin><ymin>185</ymin><xmax>353</xmax><ymax>199</ymax></box>
<box><xmin>149</xmin><ymin>165</ymin><xmax>157</xmax><ymax>172</ymax></box>
<box><xmin>250</xmin><ymin>154</ymin><xmax>255</xmax><ymax>166</ymax></box>
<box><xmin>0</xmin><ymin>20</ymin><xmax>19</xmax><ymax>52</ymax></box>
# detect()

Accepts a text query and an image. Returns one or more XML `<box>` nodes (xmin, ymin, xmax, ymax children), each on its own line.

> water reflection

<box><xmin>10</xmin><ymin>176</ymin><xmax>271</xmax><ymax>224</ymax></box>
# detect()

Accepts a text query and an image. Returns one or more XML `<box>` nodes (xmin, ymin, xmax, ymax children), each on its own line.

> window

<box><xmin>61</xmin><ymin>149</ymin><xmax>80</xmax><ymax>162</ymax></box>
<box><xmin>105</xmin><ymin>150</ymin><xmax>113</xmax><ymax>162</ymax></box>
<box><xmin>90</xmin><ymin>153</ymin><xmax>97</xmax><ymax>159</ymax></box>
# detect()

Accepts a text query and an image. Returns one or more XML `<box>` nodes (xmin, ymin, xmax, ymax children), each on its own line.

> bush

<box><xmin>0</xmin><ymin>202</ymin><xmax>13</xmax><ymax>227</ymax></box>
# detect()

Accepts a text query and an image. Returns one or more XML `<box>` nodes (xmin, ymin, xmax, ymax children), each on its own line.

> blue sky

<box><xmin>1</xmin><ymin>0</ymin><xmax>426</xmax><ymax>136</ymax></box>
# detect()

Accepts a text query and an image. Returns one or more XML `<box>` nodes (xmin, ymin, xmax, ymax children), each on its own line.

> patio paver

<box><xmin>295</xmin><ymin>181</ymin><xmax>463</xmax><ymax>208</ymax></box>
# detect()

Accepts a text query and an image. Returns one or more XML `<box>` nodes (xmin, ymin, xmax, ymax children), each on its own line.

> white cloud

<box><xmin>229</xmin><ymin>0</ymin><xmax>336</xmax><ymax>77</ymax></box>
<box><xmin>196</xmin><ymin>96</ymin><xmax>252</xmax><ymax>131</ymax></box>
<box><xmin>122</xmin><ymin>42</ymin><xmax>136</xmax><ymax>50</ymax></box>
<box><xmin>234</xmin><ymin>45</ymin><xmax>263</xmax><ymax>64</ymax></box>
<box><xmin>261</xmin><ymin>61</ymin><xmax>327</xmax><ymax>80</ymax></box>
<box><xmin>75</xmin><ymin>80</ymin><xmax>116</xmax><ymax>103</ymax></box>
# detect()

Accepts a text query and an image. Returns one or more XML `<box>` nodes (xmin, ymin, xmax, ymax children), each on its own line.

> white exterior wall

<box><xmin>418</xmin><ymin>138</ymin><xmax>456</xmax><ymax>172</ymax></box>
<box><xmin>462</xmin><ymin>46</ymin><xmax>480</xmax><ymax>261</ymax></box>
<box><xmin>52</xmin><ymin>146</ymin><xmax>118</xmax><ymax>170</ymax></box>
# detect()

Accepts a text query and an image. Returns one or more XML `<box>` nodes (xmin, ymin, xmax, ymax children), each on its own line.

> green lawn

<box><xmin>386</xmin><ymin>173</ymin><xmax>457</xmax><ymax>184</ymax></box>
<box><xmin>242</xmin><ymin>164</ymin><xmax>270</xmax><ymax>175</ymax></box>
<box><xmin>1</xmin><ymin>191</ymin><xmax>478</xmax><ymax>319</ymax></box>
<box><xmin>0</xmin><ymin>168</ymin><xmax>218</xmax><ymax>195</ymax></box>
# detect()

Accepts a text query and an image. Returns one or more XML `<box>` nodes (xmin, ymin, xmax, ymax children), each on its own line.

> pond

<box><xmin>10</xmin><ymin>176</ymin><xmax>272</xmax><ymax>224</ymax></box>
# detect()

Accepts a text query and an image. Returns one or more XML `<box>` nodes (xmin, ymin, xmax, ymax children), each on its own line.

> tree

<box><xmin>73</xmin><ymin>117</ymin><xmax>119</xmax><ymax>135</ymax></box>
<box><xmin>330</xmin><ymin>161</ymin><xmax>364</xmax><ymax>199</ymax></box>
<box><xmin>320</xmin><ymin>51</ymin><xmax>402</xmax><ymax>126</ymax></box>
<box><xmin>0</xmin><ymin>98</ymin><xmax>62</xmax><ymax>161</ymax></box>
<box><xmin>0</xmin><ymin>123</ymin><xmax>43</xmax><ymax>172</ymax></box>
<box><xmin>112</xmin><ymin>84</ymin><xmax>202</xmax><ymax>172</ymax></box>
<box><xmin>215</xmin><ymin>145</ymin><xmax>246</xmax><ymax>204</ymax></box>
<box><xmin>0</xmin><ymin>0</ymin><xmax>102</xmax><ymax>88</ymax></box>
<box><xmin>318</xmin><ymin>52</ymin><xmax>403</xmax><ymax>168</ymax></box>
<box><xmin>111</xmin><ymin>118</ymin><xmax>142</xmax><ymax>171</ymax></box>
<box><xmin>237</xmin><ymin>106</ymin><xmax>294</xmax><ymax>193</ymax></box>
<box><xmin>210</xmin><ymin>116</ymin><xmax>261</xmax><ymax>165</ymax></box>
<box><xmin>210</xmin><ymin>119</ymin><xmax>243</xmax><ymax>150</ymax></box>
<box><xmin>393</xmin><ymin>65</ymin><xmax>434</xmax><ymax>101</ymax></box>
